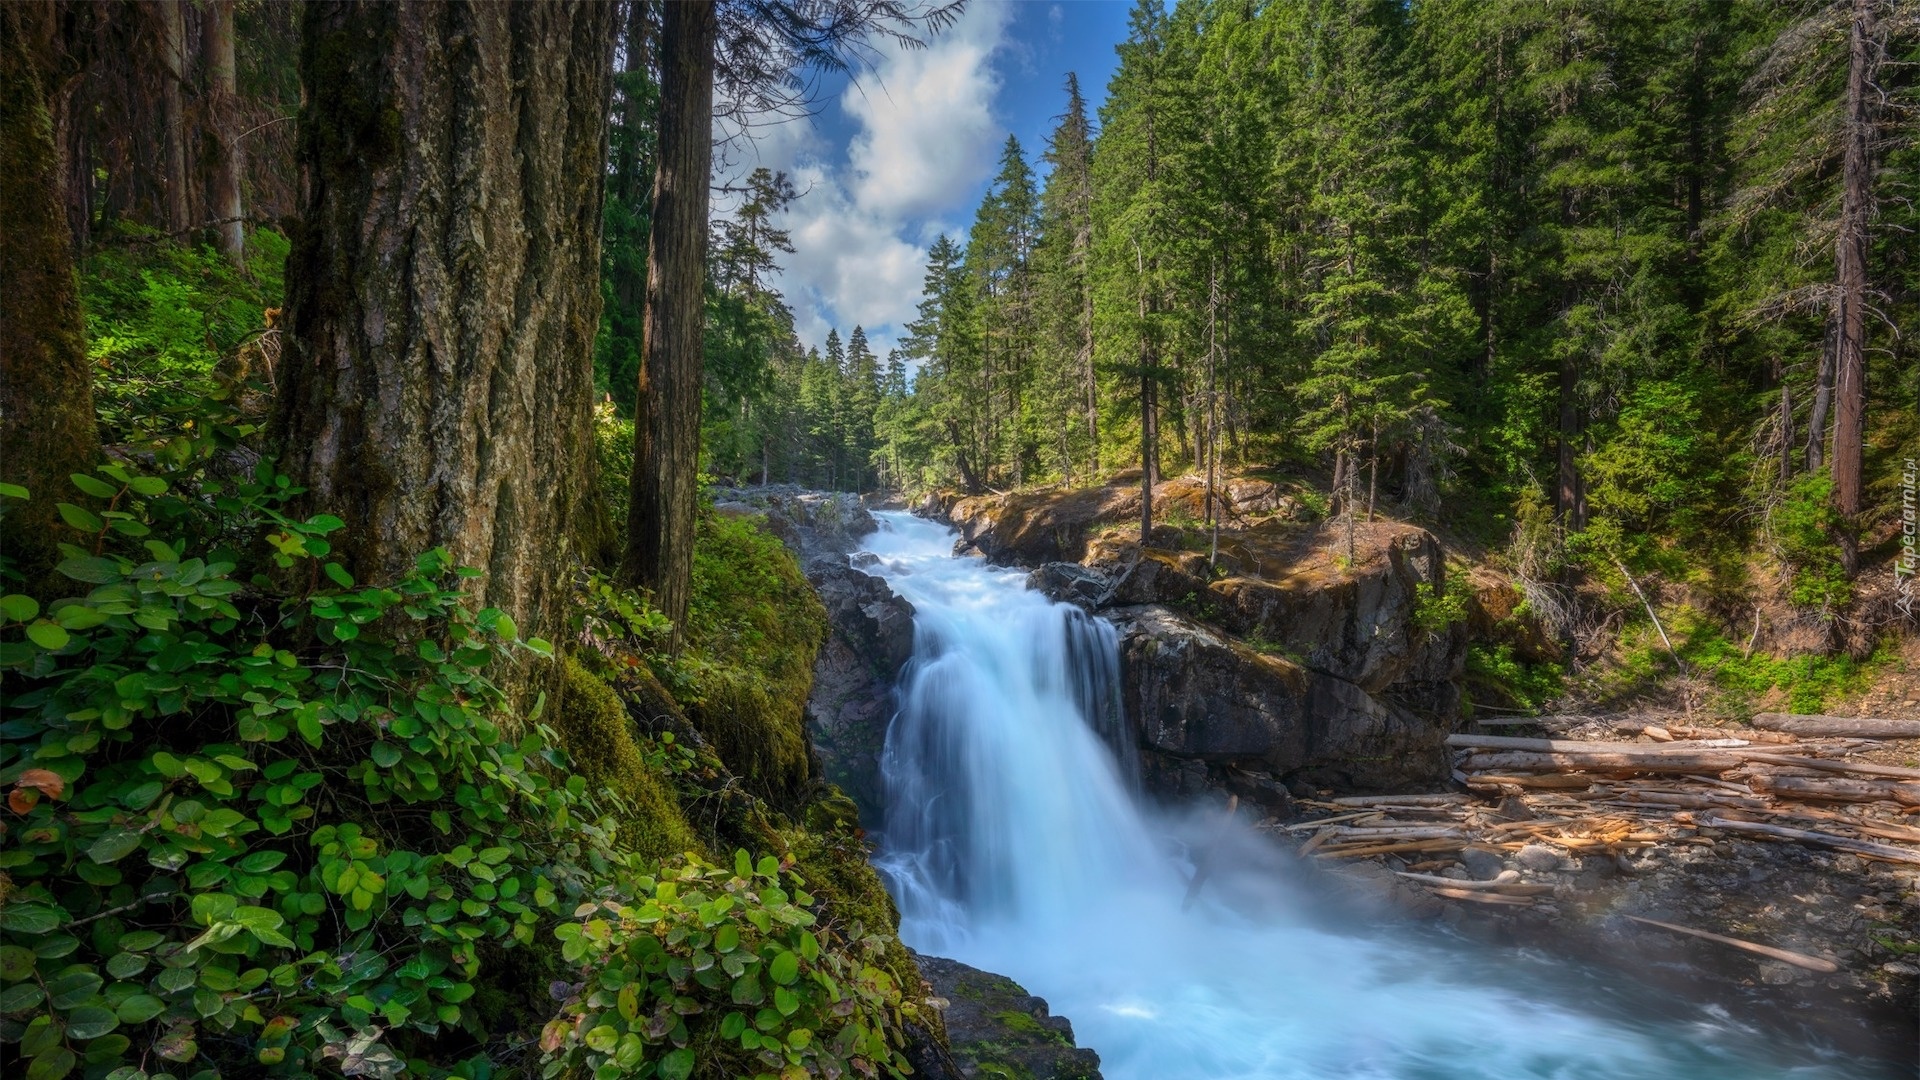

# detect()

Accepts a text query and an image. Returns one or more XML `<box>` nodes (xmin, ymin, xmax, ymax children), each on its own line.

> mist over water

<box><xmin>858</xmin><ymin>512</ymin><xmax>1891</xmax><ymax>1080</ymax></box>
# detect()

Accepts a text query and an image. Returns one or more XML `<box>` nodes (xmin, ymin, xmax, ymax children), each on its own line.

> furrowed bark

<box><xmin>276</xmin><ymin>1</ymin><xmax>614</xmax><ymax>689</ymax></box>
<box><xmin>202</xmin><ymin>0</ymin><xmax>244</xmax><ymax>265</ymax></box>
<box><xmin>622</xmin><ymin>0</ymin><xmax>716</xmax><ymax>634</ymax></box>
<box><xmin>0</xmin><ymin>2</ymin><xmax>99</xmax><ymax>588</ymax></box>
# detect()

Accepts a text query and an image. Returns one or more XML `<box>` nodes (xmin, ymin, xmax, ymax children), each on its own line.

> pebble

<box><xmin>1758</xmin><ymin>962</ymin><xmax>1798</xmax><ymax>986</ymax></box>
<box><xmin>1514</xmin><ymin>844</ymin><xmax>1563</xmax><ymax>873</ymax></box>
<box><xmin>1882</xmin><ymin>962</ymin><xmax>1920</xmax><ymax>976</ymax></box>
<box><xmin>1460</xmin><ymin>848</ymin><xmax>1506</xmax><ymax>881</ymax></box>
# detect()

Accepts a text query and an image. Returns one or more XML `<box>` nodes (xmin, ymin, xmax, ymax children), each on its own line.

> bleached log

<box><xmin>1622</xmin><ymin>915</ymin><xmax>1840</xmax><ymax>973</ymax></box>
<box><xmin>1749</xmin><ymin>775</ymin><xmax>1920</xmax><ymax>807</ymax></box>
<box><xmin>1696</xmin><ymin>815</ymin><xmax>1920</xmax><ymax>865</ymax></box>
<box><xmin>1752</xmin><ymin>713</ymin><xmax>1920</xmax><ymax>739</ymax></box>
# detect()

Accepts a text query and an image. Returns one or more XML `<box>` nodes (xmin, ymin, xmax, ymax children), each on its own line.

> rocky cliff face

<box><xmin>923</xmin><ymin>475</ymin><xmax>1469</xmax><ymax>804</ymax></box>
<box><xmin>711</xmin><ymin>487</ymin><xmax>912</xmax><ymax>824</ymax></box>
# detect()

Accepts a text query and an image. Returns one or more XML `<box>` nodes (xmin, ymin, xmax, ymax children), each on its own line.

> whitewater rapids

<box><xmin>859</xmin><ymin>511</ymin><xmax>1890</xmax><ymax>1080</ymax></box>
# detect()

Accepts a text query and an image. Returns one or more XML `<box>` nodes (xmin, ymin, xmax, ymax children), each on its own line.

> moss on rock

<box><xmin>551</xmin><ymin>656</ymin><xmax>698</xmax><ymax>860</ymax></box>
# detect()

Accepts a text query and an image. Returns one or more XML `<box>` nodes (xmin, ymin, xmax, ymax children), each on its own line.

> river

<box><xmin>856</xmin><ymin>511</ymin><xmax>1895</xmax><ymax>1080</ymax></box>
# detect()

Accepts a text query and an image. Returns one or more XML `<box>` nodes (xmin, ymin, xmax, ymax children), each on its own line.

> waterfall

<box><xmin>857</xmin><ymin>512</ymin><xmax>1886</xmax><ymax>1080</ymax></box>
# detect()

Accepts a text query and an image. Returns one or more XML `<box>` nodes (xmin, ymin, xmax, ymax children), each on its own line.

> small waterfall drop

<box><xmin>857</xmin><ymin>512</ymin><xmax>1889</xmax><ymax>1080</ymax></box>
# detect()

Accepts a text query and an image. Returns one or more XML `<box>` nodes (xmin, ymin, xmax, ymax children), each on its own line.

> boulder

<box><xmin>913</xmin><ymin>953</ymin><xmax>1104</xmax><ymax>1080</ymax></box>
<box><xmin>801</xmin><ymin>565</ymin><xmax>914</xmax><ymax>824</ymax></box>
<box><xmin>1113</xmin><ymin>605</ymin><xmax>1451</xmax><ymax>794</ymax></box>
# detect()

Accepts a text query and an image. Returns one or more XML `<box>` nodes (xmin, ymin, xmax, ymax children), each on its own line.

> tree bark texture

<box><xmin>202</xmin><ymin>0</ymin><xmax>245</xmax><ymax>265</ymax></box>
<box><xmin>158</xmin><ymin>0</ymin><xmax>190</xmax><ymax>234</ymax></box>
<box><xmin>1831</xmin><ymin>0</ymin><xmax>1874</xmax><ymax>519</ymax></box>
<box><xmin>622</xmin><ymin>0</ymin><xmax>716</xmax><ymax>633</ymax></box>
<box><xmin>0</xmin><ymin>3</ymin><xmax>99</xmax><ymax>586</ymax></box>
<box><xmin>276</xmin><ymin>1</ymin><xmax>614</xmax><ymax>658</ymax></box>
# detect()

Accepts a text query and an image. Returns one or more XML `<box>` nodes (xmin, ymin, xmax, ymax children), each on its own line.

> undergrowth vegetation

<box><xmin>1</xmin><ymin>236</ymin><xmax>930</xmax><ymax>1080</ymax></box>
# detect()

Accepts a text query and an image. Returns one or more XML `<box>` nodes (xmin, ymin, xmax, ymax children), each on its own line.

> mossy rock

<box><xmin>913</xmin><ymin>954</ymin><xmax>1103</xmax><ymax>1080</ymax></box>
<box><xmin>551</xmin><ymin>656</ymin><xmax>698</xmax><ymax>860</ymax></box>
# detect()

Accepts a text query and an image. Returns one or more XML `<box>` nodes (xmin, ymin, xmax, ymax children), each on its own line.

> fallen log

<box><xmin>1696</xmin><ymin>815</ymin><xmax>1920</xmax><ymax>865</ymax></box>
<box><xmin>1329</xmin><ymin>793</ymin><xmax>1467</xmax><ymax>807</ymax></box>
<box><xmin>1447</xmin><ymin>735</ymin><xmax>1750</xmax><ymax>754</ymax></box>
<box><xmin>1324</xmin><ymin>825</ymin><xmax>1464</xmax><ymax>842</ymax></box>
<box><xmin>1749</xmin><ymin>775</ymin><xmax>1920</xmax><ymax>807</ymax></box>
<box><xmin>1669</xmin><ymin>723</ymin><xmax>1798</xmax><ymax>745</ymax></box>
<box><xmin>1461</xmin><ymin>773</ymin><xmax>1600</xmax><ymax>790</ymax></box>
<box><xmin>1742</xmin><ymin>752</ymin><xmax>1920</xmax><ymax>782</ymax></box>
<box><xmin>1426</xmin><ymin>886</ymin><xmax>1536</xmax><ymax>906</ymax></box>
<box><xmin>1393</xmin><ymin>871</ymin><xmax>1556</xmax><ymax>896</ymax></box>
<box><xmin>1605</xmin><ymin>791</ymin><xmax>1769</xmax><ymax>811</ymax></box>
<box><xmin>1463</xmin><ymin>751</ymin><xmax>1746</xmax><ymax>774</ymax></box>
<box><xmin>1621</xmin><ymin>915</ymin><xmax>1839</xmax><ymax>973</ymax></box>
<box><xmin>1752</xmin><ymin>713</ymin><xmax>1920</xmax><ymax>740</ymax></box>
<box><xmin>1319</xmin><ymin>838</ymin><xmax>1463</xmax><ymax>859</ymax></box>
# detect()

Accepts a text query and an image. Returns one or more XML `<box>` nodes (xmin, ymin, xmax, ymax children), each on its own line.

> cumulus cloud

<box><xmin>723</xmin><ymin>2</ymin><xmax>1015</xmax><ymax>358</ymax></box>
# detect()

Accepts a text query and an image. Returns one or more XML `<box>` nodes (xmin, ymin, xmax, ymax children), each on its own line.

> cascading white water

<box><xmin>859</xmin><ymin>512</ymin><xmax>1889</xmax><ymax>1080</ymax></box>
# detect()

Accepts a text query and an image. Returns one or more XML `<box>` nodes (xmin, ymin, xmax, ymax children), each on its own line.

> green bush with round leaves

<box><xmin>0</xmin><ymin>460</ymin><xmax>923</xmax><ymax>1080</ymax></box>
<box><xmin>541</xmin><ymin>851</ymin><xmax>917</xmax><ymax>1080</ymax></box>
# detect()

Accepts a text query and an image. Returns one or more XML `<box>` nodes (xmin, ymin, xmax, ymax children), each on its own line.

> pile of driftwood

<box><xmin>1281</xmin><ymin>713</ymin><xmax>1920</xmax><ymax>919</ymax></box>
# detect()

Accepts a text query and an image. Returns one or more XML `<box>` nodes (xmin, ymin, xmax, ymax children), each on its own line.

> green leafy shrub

<box><xmin>1464</xmin><ymin>643</ymin><xmax>1564</xmax><ymax>714</ymax></box>
<box><xmin>81</xmin><ymin>228</ymin><xmax>290</xmax><ymax>442</ymax></box>
<box><xmin>0</xmin><ymin>458</ymin><xmax>913</xmax><ymax>1080</ymax></box>
<box><xmin>542</xmin><ymin>851</ymin><xmax>918</xmax><ymax>1080</ymax></box>
<box><xmin>1772</xmin><ymin>473</ymin><xmax>1852</xmax><ymax>611</ymax></box>
<box><xmin>1411</xmin><ymin>572</ymin><xmax>1473</xmax><ymax>635</ymax></box>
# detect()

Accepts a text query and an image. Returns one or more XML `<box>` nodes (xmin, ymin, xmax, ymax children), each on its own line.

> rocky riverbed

<box><xmin>718</xmin><ymin>480</ymin><xmax>1919</xmax><ymax>1073</ymax></box>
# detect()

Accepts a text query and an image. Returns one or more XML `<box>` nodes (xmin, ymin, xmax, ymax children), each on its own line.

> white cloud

<box><xmin>719</xmin><ymin>2</ymin><xmax>1015</xmax><ymax>359</ymax></box>
<box><xmin>844</xmin><ymin>4</ymin><xmax>1011</xmax><ymax>219</ymax></box>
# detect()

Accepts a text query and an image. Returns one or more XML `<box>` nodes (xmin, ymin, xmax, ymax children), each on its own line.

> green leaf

<box><xmin>768</xmin><ymin>949</ymin><xmax>799</xmax><ymax>986</ymax></box>
<box><xmin>115</xmin><ymin>995</ymin><xmax>166</xmax><ymax>1024</ymax></box>
<box><xmin>0</xmin><ymin>594</ymin><xmax>39</xmax><ymax>622</ymax></box>
<box><xmin>46</xmin><ymin>969</ymin><xmax>103</xmax><ymax>1008</ymax></box>
<box><xmin>323</xmin><ymin>562</ymin><xmax>355</xmax><ymax>588</ymax></box>
<box><xmin>233</xmin><ymin>906</ymin><xmax>295</xmax><ymax>947</ymax></box>
<box><xmin>58</xmin><ymin>556</ymin><xmax>123</xmax><ymax>584</ymax></box>
<box><xmin>308</xmin><ymin>514</ymin><xmax>346</xmax><ymax>534</ymax></box>
<box><xmin>88</xmin><ymin>829</ymin><xmax>143</xmax><ymax>864</ymax></box>
<box><xmin>369</xmin><ymin>742</ymin><xmax>401</xmax><ymax>768</ymax></box>
<box><xmin>495</xmin><ymin>613</ymin><xmax>519</xmax><ymax>641</ymax></box>
<box><xmin>0</xmin><ymin>902</ymin><xmax>64</xmax><ymax>934</ymax></box>
<box><xmin>70</xmin><ymin>473</ymin><xmax>118</xmax><ymax>499</ymax></box>
<box><xmin>57</xmin><ymin>503</ymin><xmax>104</xmax><ymax>532</ymax></box>
<box><xmin>105</xmin><ymin>952</ymin><xmax>149</xmax><ymax>979</ymax></box>
<box><xmin>0</xmin><ymin>483</ymin><xmax>27</xmax><ymax>499</ymax></box>
<box><xmin>26</xmin><ymin>1046</ymin><xmax>76</xmax><ymax>1080</ymax></box>
<box><xmin>64</xmin><ymin>1005</ymin><xmax>119</xmax><ymax>1040</ymax></box>
<box><xmin>53</xmin><ymin>605</ymin><xmax>107</xmax><ymax>630</ymax></box>
<box><xmin>0</xmin><ymin>945</ymin><xmax>35</xmax><ymax>979</ymax></box>
<box><xmin>0</xmin><ymin>982</ymin><xmax>46</xmax><ymax>1012</ymax></box>
<box><xmin>658</xmin><ymin>1048</ymin><xmax>695</xmax><ymax>1080</ymax></box>
<box><xmin>126</xmin><ymin>476</ymin><xmax>169</xmax><ymax>497</ymax></box>
<box><xmin>26</xmin><ymin>620</ymin><xmax>70</xmax><ymax>650</ymax></box>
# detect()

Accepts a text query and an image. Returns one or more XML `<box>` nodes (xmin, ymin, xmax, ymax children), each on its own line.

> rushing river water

<box><xmin>857</xmin><ymin>511</ymin><xmax>1895</xmax><ymax>1080</ymax></box>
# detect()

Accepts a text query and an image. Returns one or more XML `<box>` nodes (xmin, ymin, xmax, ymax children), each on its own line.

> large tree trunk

<box><xmin>1830</xmin><ymin>0</ymin><xmax>1873</xmax><ymax>521</ymax></box>
<box><xmin>621</xmin><ymin>0</ymin><xmax>715</xmax><ymax>633</ymax></box>
<box><xmin>276</xmin><ymin>1</ymin><xmax>614</xmax><ymax>672</ymax></box>
<box><xmin>0</xmin><ymin>3</ymin><xmax>99</xmax><ymax>587</ymax></box>
<box><xmin>201</xmin><ymin>0</ymin><xmax>244</xmax><ymax>265</ymax></box>
<box><xmin>157</xmin><ymin>0</ymin><xmax>190</xmax><ymax>234</ymax></box>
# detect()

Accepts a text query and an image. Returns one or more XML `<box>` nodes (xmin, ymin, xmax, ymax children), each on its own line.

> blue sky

<box><xmin>719</xmin><ymin>1</ymin><xmax>1132</xmax><ymax>359</ymax></box>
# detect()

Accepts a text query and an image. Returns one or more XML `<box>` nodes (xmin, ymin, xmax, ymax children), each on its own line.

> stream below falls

<box><xmin>857</xmin><ymin>511</ymin><xmax>1899</xmax><ymax>1080</ymax></box>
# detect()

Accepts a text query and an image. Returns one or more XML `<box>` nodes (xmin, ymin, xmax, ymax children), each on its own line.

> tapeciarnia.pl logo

<box><xmin>1899</xmin><ymin>457</ymin><xmax>1916</xmax><ymax>621</ymax></box>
